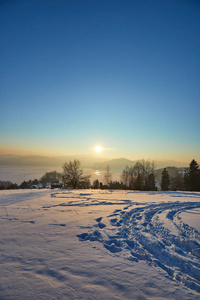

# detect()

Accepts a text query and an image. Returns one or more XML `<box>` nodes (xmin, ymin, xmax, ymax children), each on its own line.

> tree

<box><xmin>134</xmin><ymin>174</ymin><xmax>143</xmax><ymax>190</ymax></box>
<box><xmin>184</xmin><ymin>160</ymin><xmax>200</xmax><ymax>191</ymax></box>
<box><xmin>133</xmin><ymin>160</ymin><xmax>155</xmax><ymax>177</ymax></box>
<box><xmin>92</xmin><ymin>179</ymin><xmax>100</xmax><ymax>189</ymax></box>
<box><xmin>189</xmin><ymin>159</ymin><xmax>200</xmax><ymax>191</ymax></box>
<box><xmin>121</xmin><ymin>160</ymin><xmax>155</xmax><ymax>190</ymax></box>
<box><xmin>62</xmin><ymin>160</ymin><xmax>91</xmax><ymax>189</ymax></box>
<box><xmin>32</xmin><ymin>179</ymin><xmax>39</xmax><ymax>185</ymax></box>
<box><xmin>0</xmin><ymin>181</ymin><xmax>18</xmax><ymax>190</ymax></box>
<box><xmin>121</xmin><ymin>166</ymin><xmax>130</xmax><ymax>187</ymax></box>
<box><xmin>109</xmin><ymin>181</ymin><xmax>125</xmax><ymax>189</ymax></box>
<box><xmin>145</xmin><ymin>173</ymin><xmax>156</xmax><ymax>191</ymax></box>
<box><xmin>40</xmin><ymin>171</ymin><xmax>62</xmax><ymax>184</ymax></box>
<box><xmin>121</xmin><ymin>166</ymin><xmax>135</xmax><ymax>189</ymax></box>
<box><xmin>10</xmin><ymin>183</ymin><xmax>18</xmax><ymax>189</ymax></box>
<box><xmin>161</xmin><ymin>168</ymin><xmax>170</xmax><ymax>191</ymax></box>
<box><xmin>171</xmin><ymin>172</ymin><xmax>184</xmax><ymax>191</ymax></box>
<box><xmin>20</xmin><ymin>180</ymin><xmax>31</xmax><ymax>189</ymax></box>
<box><xmin>133</xmin><ymin>160</ymin><xmax>155</xmax><ymax>190</ymax></box>
<box><xmin>104</xmin><ymin>165</ymin><xmax>112</xmax><ymax>186</ymax></box>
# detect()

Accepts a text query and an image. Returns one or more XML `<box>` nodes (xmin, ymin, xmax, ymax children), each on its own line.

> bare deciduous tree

<box><xmin>121</xmin><ymin>166</ymin><xmax>134</xmax><ymax>189</ymax></box>
<box><xmin>121</xmin><ymin>160</ymin><xmax>155</xmax><ymax>190</ymax></box>
<box><xmin>104</xmin><ymin>165</ymin><xmax>112</xmax><ymax>186</ymax></box>
<box><xmin>62</xmin><ymin>160</ymin><xmax>91</xmax><ymax>189</ymax></box>
<box><xmin>133</xmin><ymin>160</ymin><xmax>155</xmax><ymax>177</ymax></box>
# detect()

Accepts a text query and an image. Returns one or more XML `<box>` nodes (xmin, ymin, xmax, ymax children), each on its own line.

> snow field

<box><xmin>0</xmin><ymin>189</ymin><xmax>200</xmax><ymax>299</ymax></box>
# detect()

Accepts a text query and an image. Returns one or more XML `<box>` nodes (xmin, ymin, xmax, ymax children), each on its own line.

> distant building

<box><xmin>37</xmin><ymin>183</ymin><xmax>43</xmax><ymax>189</ymax></box>
<box><xmin>29</xmin><ymin>185</ymin><xmax>38</xmax><ymax>189</ymax></box>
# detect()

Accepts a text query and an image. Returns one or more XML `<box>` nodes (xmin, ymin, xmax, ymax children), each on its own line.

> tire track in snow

<box><xmin>77</xmin><ymin>201</ymin><xmax>200</xmax><ymax>293</ymax></box>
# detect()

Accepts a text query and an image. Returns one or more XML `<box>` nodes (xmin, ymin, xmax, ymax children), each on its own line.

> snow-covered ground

<box><xmin>0</xmin><ymin>189</ymin><xmax>200</xmax><ymax>299</ymax></box>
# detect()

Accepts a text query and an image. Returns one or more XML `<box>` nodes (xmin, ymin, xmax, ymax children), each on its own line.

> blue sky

<box><xmin>0</xmin><ymin>0</ymin><xmax>200</xmax><ymax>162</ymax></box>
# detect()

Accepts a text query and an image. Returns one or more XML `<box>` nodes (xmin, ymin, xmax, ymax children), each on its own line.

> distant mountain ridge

<box><xmin>93</xmin><ymin>158</ymin><xmax>135</xmax><ymax>170</ymax></box>
<box><xmin>97</xmin><ymin>159</ymin><xmax>188</xmax><ymax>169</ymax></box>
<box><xmin>0</xmin><ymin>154</ymin><xmax>188</xmax><ymax>170</ymax></box>
<box><xmin>0</xmin><ymin>155</ymin><xmax>62</xmax><ymax>166</ymax></box>
<box><xmin>0</xmin><ymin>154</ymin><xmax>105</xmax><ymax>168</ymax></box>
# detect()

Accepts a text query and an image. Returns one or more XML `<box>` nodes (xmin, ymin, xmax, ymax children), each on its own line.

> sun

<box><xmin>94</xmin><ymin>146</ymin><xmax>102</xmax><ymax>153</ymax></box>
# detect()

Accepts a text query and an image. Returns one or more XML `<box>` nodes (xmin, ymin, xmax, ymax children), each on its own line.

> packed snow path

<box><xmin>46</xmin><ymin>190</ymin><xmax>200</xmax><ymax>292</ymax></box>
<box><xmin>77</xmin><ymin>201</ymin><xmax>200</xmax><ymax>292</ymax></box>
<box><xmin>76</xmin><ymin>192</ymin><xmax>200</xmax><ymax>293</ymax></box>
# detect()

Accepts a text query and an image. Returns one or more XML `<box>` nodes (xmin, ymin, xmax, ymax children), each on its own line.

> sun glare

<box><xmin>95</xmin><ymin>146</ymin><xmax>102</xmax><ymax>153</ymax></box>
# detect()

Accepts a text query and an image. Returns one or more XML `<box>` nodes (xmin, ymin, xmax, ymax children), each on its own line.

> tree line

<box><xmin>158</xmin><ymin>159</ymin><xmax>200</xmax><ymax>191</ymax></box>
<box><xmin>1</xmin><ymin>159</ymin><xmax>200</xmax><ymax>192</ymax></box>
<box><xmin>61</xmin><ymin>158</ymin><xmax>200</xmax><ymax>191</ymax></box>
<box><xmin>61</xmin><ymin>159</ymin><xmax>200</xmax><ymax>191</ymax></box>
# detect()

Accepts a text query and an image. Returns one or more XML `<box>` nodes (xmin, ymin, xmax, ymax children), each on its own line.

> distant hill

<box><xmin>0</xmin><ymin>155</ymin><xmax>188</xmax><ymax>170</ymax></box>
<box><xmin>93</xmin><ymin>158</ymin><xmax>135</xmax><ymax>170</ymax></box>
<box><xmin>154</xmin><ymin>160</ymin><xmax>188</xmax><ymax>169</ymax></box>
<box><xmin>0</xmin><ymin>155</ymin><xmax>63</xmax><ymax>166</ymax></box>
<box><xmin>93</xmin><ymin>158</ymin><xmax>188</xmax><ymax>170</ymax></box>
<box><xmin>0</xmin><ymin>154</ymin><xmax>105</xmax><ymax>168</ymax></box>
<box><xmin>154</xmin><ymin>166</ymin><xmax>188</xmax><ymax>182</ymax></box>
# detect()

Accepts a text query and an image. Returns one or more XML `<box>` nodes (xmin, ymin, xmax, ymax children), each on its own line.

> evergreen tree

<box><xmin>32</xmin><ymin>179</ymin><xmax>39</xmax><ymax>185</ymax></box>
<box><xmin>10</xmin><ymin>183</ymin><xmax>18</xmax><ymax>189</ymax></box>
<box><xmin>134</xmin><ymin>174</ymin><xmax>143</xmax><ymax>190</ymax></box>
<box><xmin>145</xmin><ymin>173</ymin><xmax>156</xmax><ymax>191</ymax></box>
<box><xmin>92</xmin><ymin>179</ymin><xmax>100</xmax><ymax>189</ymax></box>
<box><xmin>161</xmin><ymin>168</ymin><xmax>170</xmax><ymax>191</ymax></box>
<box><xmin>20</xmin><ymin>181</ymin><xmax>30</xmax><ymax>189</ymax></box>
<box><xmin>189</xmin><ymin>159</ymin><xmax>200</xmax><ymax>191</ymax></box>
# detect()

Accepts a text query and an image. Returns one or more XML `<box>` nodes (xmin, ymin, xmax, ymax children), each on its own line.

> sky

<box><xmin>0</xmin><ymin>0</ymin><xmax>200</xmax><ymax>163</ymax></box>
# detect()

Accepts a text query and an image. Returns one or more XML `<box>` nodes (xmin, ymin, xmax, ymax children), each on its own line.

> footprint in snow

<box><xmin>97</xmin><ymin>222</ymin><xmax>106</xmax><ymax>229</ymax></box>
<box><xmin>96</xmin><ymin>217</ymin><xmax>102</xmax><ymax>222</ymax></box>
<box><xmin>21</xmin><ymin>220</ymin><xmax>35</xmax><ymax>224</ymax></box>
<box><xmin>49</xmin><ymin>223</ymin><xmax>66</xmax><ymax>226</ymax></box>
<box><xmin>95</xmin><ymin>217</ymin><xmax>106</xmax><ymax>228</ymax></box>
<box><xmin>77</xmin><ymin>230</ymin><xmax>102</xmax><ymax>242</ymax></box>
<box><xmin>104</xmin><ymin>239</ymin><xmax>122</xmax><ymax>253</ymax></box>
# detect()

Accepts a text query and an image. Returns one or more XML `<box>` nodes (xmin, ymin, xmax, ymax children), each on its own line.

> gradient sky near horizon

<box><xmin>0</xmin><ymin>0</ymin><xmax>200</xmax><ymax>162</ymax></box>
